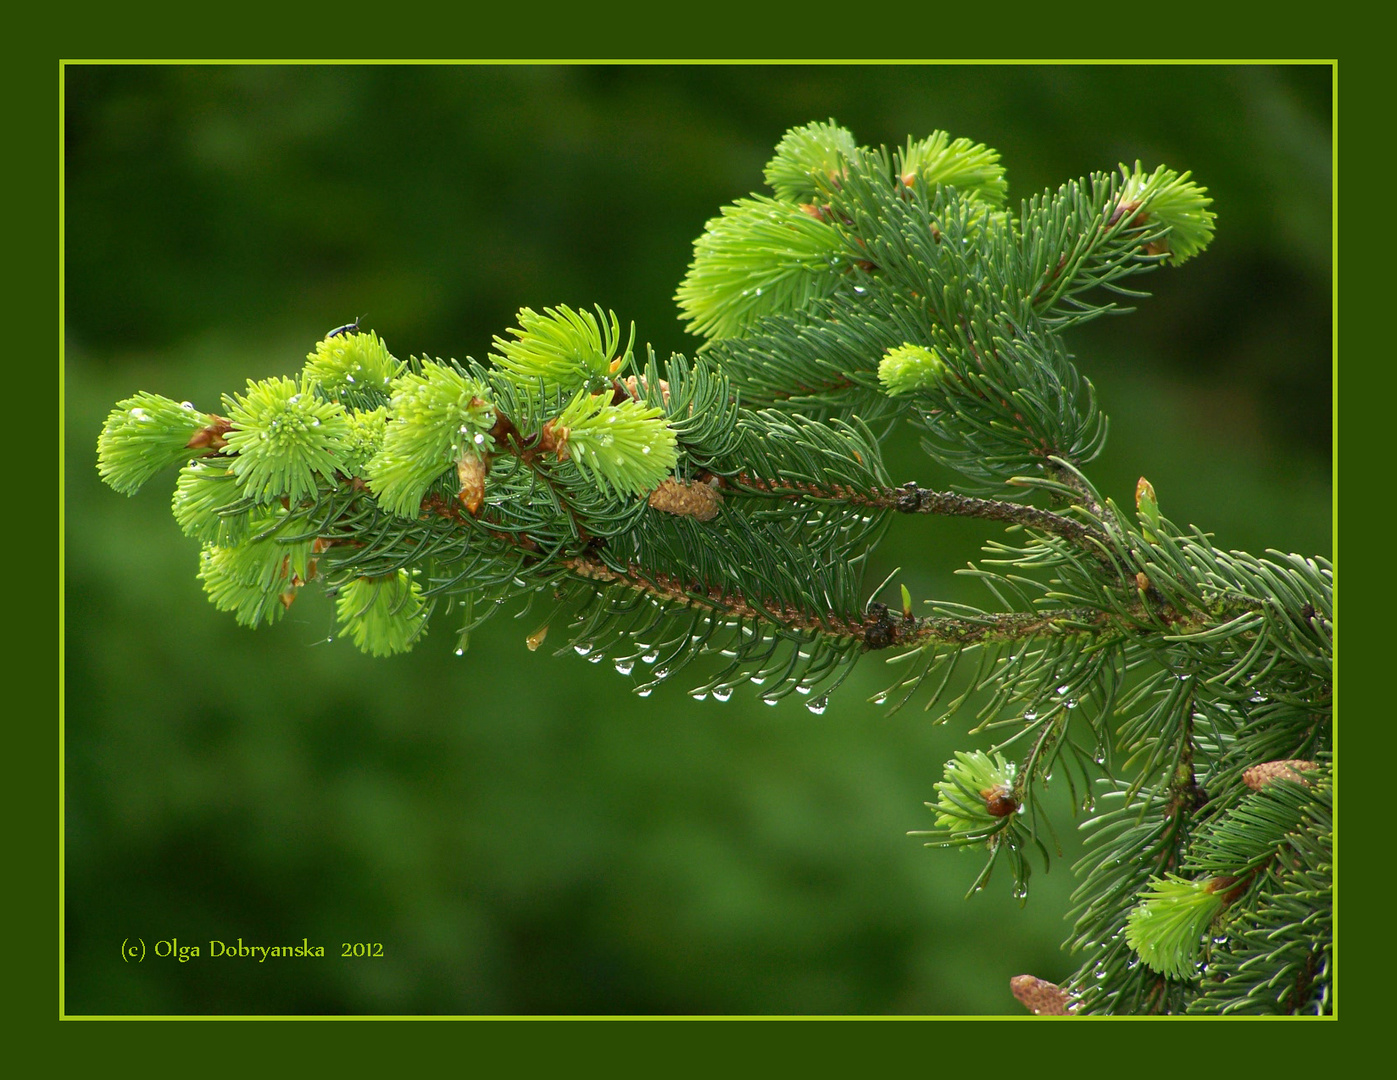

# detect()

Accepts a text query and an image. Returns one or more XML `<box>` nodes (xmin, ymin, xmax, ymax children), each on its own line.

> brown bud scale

<box><xmin>648</xmin><ymin>477</ymin><xmax>723</xmax><ymax>522</ymax></box>
<box><xmin>1010</xmin><ymin>974</ymin><xmax>1074</xmax><ymax>1016</ymax></box>
<box><xmin>1242</xmin><ymin>759</ymin><xmax>1318</xmax><ymax>792</ymax></box>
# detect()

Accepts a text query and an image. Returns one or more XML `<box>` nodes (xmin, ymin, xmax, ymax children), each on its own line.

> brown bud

<box><xmin>1135</xmin><ymin>572</ymin><xmax>1151</xmax><ymax>591</ymax></box>
<box><xmin>1010</xmin><ymin>974</ymin><xmax>1074</xmax><ymax>1016</ymax></box>
<box><xmin>538</xmin><ymin>420</ymin><xmax>570</xmax><ymax>461</ymax></box>
<box><xmin>1243</xmin><ymin>759</ymin><xmax>1319</xmax><ymax>792</ymax></box>
<box><xmin>525</xmin><ymin>625</ymin><xmax>548</xmax><ymax>652</ymax></box>
<box><xmin>648</xmin><ymin>477</ymin><xmax>723</xmax><ymax>522</ymax></box>
<box><xmin>185</xmin><ymin>415</ymin><xmax>232</xmax><ymax>452</ymax></box>
<box><xmin>622</xmin><ymin>375</ymin><xmax>671</xmax><ymax>406</ymax></box>
<box><xmin>981</xmin><ymin>785</ymin><xmax>1019</xmax><ymax>818</ymax></box>
<box><xmin>456</xmin><ymin>453</ymin><xmax>488</xmax><ymax>516</ymax></box>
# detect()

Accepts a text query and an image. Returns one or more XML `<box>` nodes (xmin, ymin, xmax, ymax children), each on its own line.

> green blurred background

<box><xmin>63</xmin><ymin>64</ymin><xmax>1331</xmax><ymax>1015</ymax></box>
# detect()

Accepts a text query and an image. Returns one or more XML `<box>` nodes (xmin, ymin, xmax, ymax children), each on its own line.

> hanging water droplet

<box><xmin>1056</xmin><ymin>684</ymin><xmax>1071</xmax><ymax>696</ymax></box>
<box><xmin>806</xmin><ymin>697</ymin><xmax>829</xmax><ymax>715</ymax></box>
<box><xmin>1012</xmin><ymin>882</ymin><xmax>1029</xmax><ymax>900</ymax></box>
<box><xmin>691</xmin><ymin>691</ymin><xmax>708</xmax><ymax>701</ymax></box>
<box><xmin>653</xmin><ymin>667</ymin><xmax>670</xmax><ymax>679</ymax></box>
<box><xmin>1064</xmin><ymin>698</ymin><xmax>1078</xmax><ymax>710</ymax></box>
<box><xmin>872</xmin><ymin>692</ymin><xmax>888</xmax><ymax>705</ymax></box>
<box><xmin>641</xmin><ymin>650</ymin><xmax>659</xmax><ymax>664</ymax></box>
<box><xmin>454</xmin><ymin>648</ymin><xmax>465</xmax><ymax>656</ymax></box>
<box><xmin>712</xmin><ymin>687</ymin><xmax>733</xmax><ymax>703</ymax></box>
<box><xmin>1023</xmin><ymin>710</ymin><xmax>1038</xmax><ymax>721</ymax></box>
<box><xmin>762</xmin><ymin>697</ymin><xmax>779</xmax><ymax>706</ymax></box>
<box><xmin>795</xmin><ymin>685</ymin><xmax>811</xmax><ymax>695</ymax></box>
<box><xmin>749</xmin><ymin>675</ymin><xmax>766</xmax><ymax>686</ymax></box>
<box><xmin>574</xmin><ymin>643</ymin><xmax>593</xmax><ymax>657</ymax></box>
<box><xmin>345</xmin><ymin>374</ymin><xmax>355</xmax><ymax>383</ymax></box>
<box><xmin>588</xmin><ymin>653</ymin><xmax>603</xmax><ymax>663</ymax></box>
<box><xmin>614</xmin><ymin>659</ymin><xmax>635</xmax><ymax>675</ymax></box>
<box><xmin>636</xmin><ymin>687</ymin><xmax>653</xmax><ymax>698</ymax></box>
<box><xmin>474</xmin><ymin>433</ymin><xmax>486</xmax><ymax>445</ymax></box>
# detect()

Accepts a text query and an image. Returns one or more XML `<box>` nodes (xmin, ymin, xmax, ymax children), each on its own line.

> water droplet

<box><xmin>588</xmin><ymin>653</ymin><xmax>603</xmax><ymax>663</ymax></box>
<box><xmin>641</xmin><ymin>445</ymin><xmax>650</xmax><ymax>455</ymax></box>
<box><xmin>454</xmin><ymin>648</ymin><xmax>464</xmax><ymax>656</ymax></box>
<box><xmin>474</xmin><ymin>433</ymin><xmax>486</xmax><ymax>445</ymax></box>
<box><xmin>806</xmin><ymin>697</ymin><xmax>829</xmax><ymax>715</ymax></box>
<box><xmin>795</xmin><ymin>685</ymin><xmax>811</xmax><ymax>695</ymax></box>
<box><xmin>653</xmin><ymin>667</ymin><xmax>670</xmax><ymax>679</ymax></box>
<box><xmin>1064</xmin><ymin>698</ymin><xmax>1078</xmax><ymax>710</ymax></box>
<box><xmin>872</xmin><ymin>692</ymin><xmax>888</xmax><ymax>705</ymax></box>
<box><xmin>345</xmin><ymin>374</ymin><xmax>355</xmax><ymax>383</ymax></box>
<box><xmin>1023</xmin><ymin>710</ymin><xmax>1038</xmax><ymax>721</ymax></box>
<box><xmin>614</xmin><ymin>659</ymin><xmax>634</xmax><ymax>675</ymax></box>
<box><xmin>574</xmin><ymin>643</ymin><xmax>593</xmax><ymax>657</ymax></box>
<box><xmin>1012</xmin><ymin>882</ymin><xmax>1029</xmax><ymax>899</ymax></box>
<box><xmin>180</xmin><ymin>401</ymin><xmax>195</xmax><ymax>410</ymax></box>
<box><xmin>712</xmin><ymin>687</ymin><xmax>733</xmax><ymax>703</ymax></box>
<box><xmin>691</xmin><ymin>691</ymin><xmax>708</xmax><ymax>701</ymax></box>
<box><xmin>636</xmin><ymin>687</ymin><xmax>653</xmax><ymax>698</ymax></box>
<box><xmin>750</xmin><ymin>675</ymin><xmax>766</xmax><ymax>686</ymax></box>
<box><xmin>853</xmin><ymin>286</ymin><xmax>867</xmax><ymax>295</ymax></box>
<box><xmin>762</xmin><ymin>697</ymin><xmax>779</xmax><ymax>706</ymax></box>
<box><xmin>1056</xmin><ymin>684</ymin><xmax>1071</xmax><ymax>696</ymax></box>
<box><xmin>641</xmin><ymin>650</ymin><xmax>659</xmax><ymax>664</ymax></box>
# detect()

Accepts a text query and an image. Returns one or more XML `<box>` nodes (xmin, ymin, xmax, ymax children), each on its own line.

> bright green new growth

<box><xmin>1117</xmin><ymin>162</ymin><xmax>1215</xmax><ymax>264</ymax></box>
<box><xmin>221</xmin><ymin>375</ymin><xmax>352</xmax><ymax>504</ymax></box>
<box><xmin>928</xmin><ymin>750</ymin><xmax>1018</xmax><ymax>834</ymax></box>
<box><xmin>97</xmin><ymin>392</ymin><xmax>216</xmax><ymax>495</ymax></box>
<box><xmin>335</xmin><ymin>572</ymin><xmax>428</xmax><ymax>657</ymax></box>
<box><xmin>197</xmin><ymin>520</ymin><xmax>315</xmax><ymax>628</ymax></box>
<box><xmin>674</xmin><ymin>195</ymin><xmax>849</xmax><ymax>340</ymax></box>
<box><xmin>763</xmin><ymin>119</ymin><xmax>859</xmax><ymax>203</ymax></box>
<box><xmin>492</xmin><ymin>305</ymin><xmax>635</xmax><ymax>397</ymax></box>
<box><xmin>1124</xmin><ymin>875</ymin><xmax>1227</xmax><ymax>981</ymax></box>
<box><xmin>304</xmin><ymin>329</ymin><xmax>404</xmax><ymax>397</ymax></box>
<box><xmin>878</xmin><ymin>343</ymin><xmax>949</xmax><ymax>396</ymax></box>
<box><xmin>365</xmin><ymin>363</ymin><xmax>496</xmax><ymax>518</ymax></box>
<box><xmin>899</xmin><ymin>130</ymin><xmax>1008</xmax><ymax>206</ymax></box>
<box><xmin>96</xmin><ymin>120</ymin><xmax>1331</xmax><ymax>1016</ymax></box>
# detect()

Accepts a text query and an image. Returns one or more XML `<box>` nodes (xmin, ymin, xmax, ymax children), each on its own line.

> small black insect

<box><xmin>326</xmin><ymin>316</ymin><xmax>363</xmax><ymax>339</ymax></box>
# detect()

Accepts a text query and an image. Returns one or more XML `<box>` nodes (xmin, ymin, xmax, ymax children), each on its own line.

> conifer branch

<box><xmin>95</xmin><ymin>118</ymin><xmax>1329</xmax><ymax>1016</ymax></box>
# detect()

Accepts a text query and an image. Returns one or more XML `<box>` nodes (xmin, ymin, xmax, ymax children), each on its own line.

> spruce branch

<box><xmin>94</xmin><ymin>118</ymin><xmax>1330</xmax><ymax>1016</ymax></box>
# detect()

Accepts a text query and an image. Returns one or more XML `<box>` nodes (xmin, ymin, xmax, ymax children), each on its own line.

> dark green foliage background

<box><xmin>64</xmin><ymin>64</ymin><xmax>1331</xmax><ymax>1015</ymax></box>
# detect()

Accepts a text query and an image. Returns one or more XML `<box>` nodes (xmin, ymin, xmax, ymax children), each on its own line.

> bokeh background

<box><xmin>63</xmin><ymin>64</ymin><xmax>1332</xmax><ymax>1015</ymax></box>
